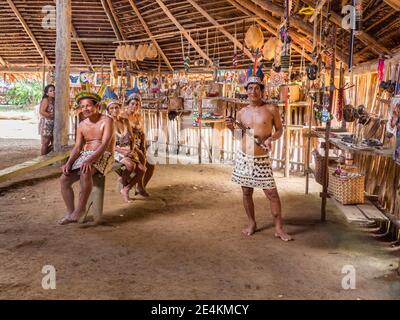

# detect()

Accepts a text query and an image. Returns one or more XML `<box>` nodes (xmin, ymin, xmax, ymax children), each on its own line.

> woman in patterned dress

<box><xmin>107</xmin><ymin>100</ymin><xmax>147</xmax><ymax>202</ymax></box>
<box><xmin>38</xmin><ymin>84</ymin><xmax>55</xmax><ymax>155</ymax></box>
<box><xmin>124</xmin><ymin>94</ymin><xmax>155</xmax><ymax>196</ymax></box>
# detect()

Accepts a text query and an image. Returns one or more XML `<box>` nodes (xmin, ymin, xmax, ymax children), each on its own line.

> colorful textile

<box><xmin>71</xmin><ymin>150</ymin><xmax>114</xmax><ymax>175</ymax></box>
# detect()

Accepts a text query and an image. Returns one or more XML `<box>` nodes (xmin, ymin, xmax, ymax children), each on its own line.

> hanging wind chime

<box><xmin>182</xmin><ymin>33</ymin><xmax>190</xmax><ymax>72</ymax></box>
<box><xmin>280</xmin><ymin>0</ymin><xmax>291</xmax><ymax>73</ymax></box>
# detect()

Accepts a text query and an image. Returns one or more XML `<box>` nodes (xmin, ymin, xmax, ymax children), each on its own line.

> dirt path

<box><xmin>0</xmin><ymin>162</ymin><xmax>399</xmax><ymax>299</ymax></box>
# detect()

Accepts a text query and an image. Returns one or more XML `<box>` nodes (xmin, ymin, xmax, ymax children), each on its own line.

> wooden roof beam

<box><xmin>228</xmin><ymin>0</ymin><xmax>313</xmax><ymax>62</ymax></box>
<box><xmin>0</xmin><ymin>56</ymin><xmax>7</xmax><ymax>67</ymax></box>
<box><xmin>384</xmin><ymin>0</ymin><xmax>400</xmax><ymax>11</ymax></box>
<box><xmin>301</xmin><ymin>0</ymin><xmax>392</xmax><ymax>56</ymax></box>
<box><xmin>237</xmin><ymin>0</ymin><xmax>349</xmax><ymax>63</ymax></box>
<box><xmin>155</xmin><ymin>0</ymin><xmax>213</xmax><ymax>66</ymax></box>
<box><xmin>186</xmin><ymin>0</ymin><xmax>253</xmax><ymax>60</ymax></box>
<box><xmin>100</xmin><ymin>0</ymin><xmax>141</xmax><ymax>71</ymax></box>
<box><xmin>100</xmin><ymin>0</ymin><xmax>123</xmax><ymax>41</ymax></box>
<box><xmin>251</xmin><ymin>0</ymin><xmax>314</xmax><ymax>36</ymax></box>
<box><xmin>5</xmin><ymin>0</ymin><xmax>50</xmax><ymax>65</ymax></box>
<box><xmin>309</xmin><ymin>0</ymin><xmax>328</xmax><ymax>23</ymax></box>
<box><xmin>127</xmin><ymin>0</ymin><xmax>174</xmax><ymax>71</ymax></box>
<box><xmin>71</xmin><ymin>25</ymin><xmax>93</xmax><ymax>70</ymax></box>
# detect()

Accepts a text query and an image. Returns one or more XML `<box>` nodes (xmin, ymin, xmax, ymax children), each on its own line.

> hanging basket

<box><xmin>121</xmin><ymin>45</ymin><xmax>130</xmax><ymax>60</ymax></box>
<box><xmin>142</xmin><ymin>44</ymin><xmax>149</xmax><ymax>60</ymax></box>
<box><xmin>127</xmin><ymin>45</ymin><xmax>136</xmax><ymax>61</ymax></box>
<box><xmin>146</xmin><ymin>43</ymin><xmax>158</xmax><ymax>59</ymax></box>
<box><xmin>136</xmin><ymin>44</ymin><xmax>144</xmax><ymax>61</ymax></box>
<box><xmin>115</xmin><ymin>46</ymin><xmax>122</xmax><ymax>60</ymax></box>
<box><xmin>245</xmin><ymin>25</ymin><xmax>264</xmax><ymax>50</ymax></box>
<box><xmin>312</xmin><ymin>149</ymin><xmax>338</xmax><ymax>185</ymax></box>
<box><xmin>110</xmin><ymin>59</ymin><xmax>118</xmax><ymax>79</ymax></box>
<box><xmin>262</xmin><ymin>37</ymin><xmax>278</xmax><ymax>60</ymax></box>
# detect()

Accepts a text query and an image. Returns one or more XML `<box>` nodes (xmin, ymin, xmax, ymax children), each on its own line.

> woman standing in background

<box><xmin>38</xmin><ymin>84</ymin><xmax>55</xmax><ymax>155</ymax></box>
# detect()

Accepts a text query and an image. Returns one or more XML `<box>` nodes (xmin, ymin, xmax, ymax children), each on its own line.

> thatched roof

<box><xmin>0</xmin><ymin>0</ymin><xmax>399</xmax><ymax>72</ymax></box>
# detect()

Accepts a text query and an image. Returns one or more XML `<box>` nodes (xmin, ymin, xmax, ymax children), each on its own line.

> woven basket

<box><xmin>312</xmin><ymin>150</ymin><xmax>337</xmax><ymax>185</ymax></box>
<box><xmin>327</xmin><ymin>167</ymin><xmax>365</xmax><ymax>204</ymax></box>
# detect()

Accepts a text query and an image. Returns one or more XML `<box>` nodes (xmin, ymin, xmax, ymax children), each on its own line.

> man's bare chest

<box><xmin>241</xmin><ymin>109</ymin><xmax>273</xmax><ymax>128</ymax></box>
<box><xmin>81</xmin><ymin>121</ymin><xmax>104</xmax><ymax>138</ymax></box>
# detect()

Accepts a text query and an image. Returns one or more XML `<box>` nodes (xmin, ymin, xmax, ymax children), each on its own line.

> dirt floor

<box><xmin>0</xmin><ymin>138</ymin><xmax>399</xmax><ymax>300</ymax></box>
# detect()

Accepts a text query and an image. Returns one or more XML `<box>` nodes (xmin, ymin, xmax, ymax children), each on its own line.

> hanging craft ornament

<box><xmin>270</xmin><ymin>69</ymin><xmax>285</xmax><ymax>87</ymax></box>
<box><xmin>377</xmin><ymin>58</ymin><xmax>385</xmax><ymax>82</ymax></box>
<box><xmin>320</xmin><ymin>93</ymin><xmax>333</xmax><ymax>123</ymax></box>
<box><xmin>279</xmin><ymin>26</ymin><xmax>291</xmax><ymax>73</ymax></box>
<box><xmin>298</xmin><ymin>5</ymin><xmax>314</xmax><ymax>15</ymax></box>
<box><xmin>141</xmin><ymin>44</ymin><xmax>149</xmax><ymax>60</ymax></box>
<box><xmin>245</xmin><ymin>25</ymin><xmax>264</xmax><ymax>50</ymax></box>
<box><xmin>184</xmin><ymin>56</ymin><xmax>190</xmax><ymax>72</ymax></box>
<box><xmin>262</xmin><ymin>37</ymin><xmax>279</xmax><ymax>61</ymax></box>
<box><xmin>306</xmin><ymin>63</ymin><xmax>318</xmax><ymax>80</ymax></box>
<box><xmin>181</xmin><ymin>33</ymin><xmax>190</xmax><ymax>72</ymax></box>
<box><xmin>115</xmin><ymin>45</ymin><xmax>122</xmax><ymax>60</ymax></box>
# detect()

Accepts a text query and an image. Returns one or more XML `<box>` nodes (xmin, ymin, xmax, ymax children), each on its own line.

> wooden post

<box><xmin>42</xmin><ymin>54</ymin><xmax>46</xmax><ymax>91</ymax></box>
<box><xmin>321</xmin><ymin>25</ymin><xmax>337</xmax><ymax>222</ymax></box>
<box><xmin>54</xmin><ymin>0</ymin><xmax>71</xmax><ymax>152</ymax></box>
<box><xmin>283</xmin><ymin>86</ymin><xmax>291</xmax><ymax>177</ymax></box>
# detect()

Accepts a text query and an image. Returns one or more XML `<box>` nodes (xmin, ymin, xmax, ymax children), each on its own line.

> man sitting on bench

<box><xmin>58</xmin><ymin>91</ymin><xmax>115</xmax><ymax>225</ymax></box>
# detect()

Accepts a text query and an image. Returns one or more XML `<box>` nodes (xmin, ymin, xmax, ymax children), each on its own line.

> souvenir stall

<box><xmin>294</xmin><ymin>0</ymin><xmax>400</xmax><ymax>241</ymax></box>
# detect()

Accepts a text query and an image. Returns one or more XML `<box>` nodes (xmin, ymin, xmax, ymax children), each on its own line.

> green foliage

<box><xmin>5</xmin><ymin>80</ymin><xmax>42</xmax><ymax>107</ymax></box>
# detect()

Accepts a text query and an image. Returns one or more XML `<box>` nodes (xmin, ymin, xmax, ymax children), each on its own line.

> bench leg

<box><xmin>78</xmin><ymin>174</ymin><xmax>105</xmax><ymax>224</ymax></box>
<box><xmin>91</xmin><ymin>174</ymin><xmax>105</xmax><ymax>224</ymax></box>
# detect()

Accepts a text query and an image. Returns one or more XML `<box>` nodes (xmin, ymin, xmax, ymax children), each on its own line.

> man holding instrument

<box><xmin>225</xmin><ymin>76</ymin><xmax>292</xmax><ymax>241</ymax></box>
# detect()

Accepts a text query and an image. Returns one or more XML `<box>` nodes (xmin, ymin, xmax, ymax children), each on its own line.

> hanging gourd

<box><xmin>245</xmin><ymin>25</ymin><xmax>264</xmax><ymax>50</ymax></box>
<box><xmin>121</xmin><ymin>45</ymin><xmax>130</xmax><ymax>60</ymax></box>
<box><xmin>127</xmin><ymin>45</ymin><xmax>136</xmax><ymax>61</ymax></box>
<box><xmin>141</xmin><ymin>44</ymin><xmax>149</xmax><ymax>60</ymax></box>
<box><xmin>115</xmin><ymin>45</ymin><xmax>122</xmax><ymax>60</ymax></box>
<box><xmin>136</xmin><ymin>44</ymin><xmax>145</xmax><ymax>61</ymax></box>
<box><xmin>129</xmin><ymin>45</ymin><xmax>137</xmax><ymax>61</ymax></box>
<box><xmin>147</xmin><ymin>43</ymin><xmax>158</xmax><ymax>59</ymax></box>
<box><xmin>110</xmin><ymin>59</ymin><xmax>118</xmax><ymax>79</ymax></box>
<box><xmin>262</xmin><ymin>37</ymin><xmax>278</xmax><ymax>61</ymax></box>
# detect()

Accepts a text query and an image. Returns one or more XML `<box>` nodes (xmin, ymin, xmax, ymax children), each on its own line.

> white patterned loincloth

<box><xmin>71</xmin><ymin>150</ymin><xmax>114</xmax><ymax>175</ymax></box>
<box><xmin>231</xmin><ymin>150</ymin><xmax>276</xmax><ymax>189</ymax></box>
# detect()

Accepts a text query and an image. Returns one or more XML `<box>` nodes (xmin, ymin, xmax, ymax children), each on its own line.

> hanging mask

<box><xmin>306</xmin><ymin>64</ymin><xmax>318</xmax><ymax>80</ymax></box>
<box><xmin>272</xmin><ymin>64</ymin><xmax>281</xmax><ymax>73</ymax></box>
<box><xmin>168</xmin><ymin>110</ymin><xmax>177</xmax><ymax>121</ymax></box>
<box><xmin>343</xmin><ymin>104</ymin><xmax>355</xmax><ymax>122</ymax></box>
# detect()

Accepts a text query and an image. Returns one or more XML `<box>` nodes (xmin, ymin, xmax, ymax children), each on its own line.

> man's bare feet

<box><xmin>58</xmin><ymin>215</ymin><xmax>77</xmax><ymax>225</ymax></box>
<box><xmin>242</xmin><ymin>223</ymin><xmax>257</xmax><ymax>236</ymax></box>
<box><xmin>120</xmin><ymin>187</ymin><xmax>133</xmax><ymax>203</ymax></box>
<box><xmin>136</xmin><ymin>187</ymin><xmax>149</xmax><ymax>198</ymax></box>
<box><xmin>274</xmin><ymin>230</ymin><xmax>293</xmax><ymax>241</ymax></box>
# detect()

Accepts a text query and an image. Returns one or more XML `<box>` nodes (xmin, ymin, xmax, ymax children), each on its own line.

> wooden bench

<box><xmin>0</xmin><ymin>149</ymin><xmax>71</xmax><ymax>184</ymax></box>
<box><xmin>0</xmin><ymin>149</ymin><xmax>120</xmax><ymax>226</ymax></box>
<box><xmin>329</xmin><ymin>197</ymin><xmax>390</xmax><ymax>233</ymax></box>
<box><xmin>78</xmin><ymin>162</ymin><xmax>123</xmax><ymax>226</ymax></box>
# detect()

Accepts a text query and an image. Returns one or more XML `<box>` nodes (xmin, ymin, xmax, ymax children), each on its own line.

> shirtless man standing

<box><xmin>226</xmin><ymin>76</ymin><xmax>292</xmax><ymax>241</ymax></box>
<box><xmin>58</xmin><ymin>91</ymin><xmax>115</xmax><ymax>225</ymax></box>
